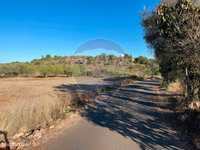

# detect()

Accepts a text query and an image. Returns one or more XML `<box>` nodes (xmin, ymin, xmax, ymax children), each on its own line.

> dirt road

<box><xmin>36</xmin><ymin>79</ymin><xmax>188</xmax><ymax>150</ymax></box>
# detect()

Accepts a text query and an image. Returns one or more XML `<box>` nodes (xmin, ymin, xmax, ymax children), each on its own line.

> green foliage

<box><xmin>71</xmin><ymin>65</ymin><xmax>86</xmax><ymax>76</ymax></box>
<box><xmin>18</xmin><ymin>64</ymin><xmax>36</xmax><ymax>75</ymax></box>
<box><xmin>39</xmin><ymin>65</ymin><xmax>65</xmax><ymax>77</ymax></box>
<box><xmin>107</xmin><ymin>55</ymin><xmax>115</xmax><ymax>65</ymax></box>
<box><xmin>86</xmin><ymin>56</ymin><xmax>94</xmax><ymax>65</ymax></box>
<box><xmin>0</xmin><ymin>63</ymin><xmax>36</xmax><ymax>76</ymax></box>
<box><xmin>142</xmin><ymin>0</ymin><xmax>200</xmax><ymax>101</ymax></box>
<box><xmin>64</xmin><ymin>66</ymin><xmax>73</xmax><ymax>77</ymax></box>
<box><xmin>44</xmin><ymin>54</ymin><xmax>52</xmax><ymax>59</ymax></box>
<box><xmin>64</xmin><ymin>65</ymin><xmax>87</xmax><ymax>77</ymax></box>
<box><xmin>123</xmin><ymin>54</ymin><xmax>133</xmax><ymax>64</ymax></box>
<box><xmin>135</xmin><ymin>56</ymin><xmax>150</xmax><ymax>65</ymax></box>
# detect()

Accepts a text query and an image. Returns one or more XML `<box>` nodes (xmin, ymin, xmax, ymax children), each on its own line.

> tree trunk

<box><xmin>185</xmin><ymin>73</ymin><xmax>200</xmax><ymax>101</ymax></box>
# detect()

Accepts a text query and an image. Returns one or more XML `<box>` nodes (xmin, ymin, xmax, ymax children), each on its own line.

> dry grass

<box><xmin>0</xmin><ymin>77</ymin><xmax>81</xmax><ymax>136</ymax></box>
<box><xmin>0</xmin><ymin>78</ymin><xmax>67</xmax><ymax>136</ymax></box>
<box><xmin>167</xmin><ymin>80</ymin><xmax>184</xmax><ymax>94</ymax></box>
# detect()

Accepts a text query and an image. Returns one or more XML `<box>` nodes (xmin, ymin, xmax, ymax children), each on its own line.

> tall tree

<box><xmin>142</xmin><ymin>0</ymin><xmax>200</xmax><ymax>101</ymax></box>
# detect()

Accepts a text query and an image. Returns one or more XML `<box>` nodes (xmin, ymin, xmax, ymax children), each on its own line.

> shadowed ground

<box><xmin>37</xmin><ymin>79</ymin><xmax>190</xmax><ymax>150</ymax></box>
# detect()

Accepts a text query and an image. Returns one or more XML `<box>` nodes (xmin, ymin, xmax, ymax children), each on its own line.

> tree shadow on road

<box><xmin>55</xmin><ymin>79</ymin><xmax>190</xmax><ymax>150</ymax></box>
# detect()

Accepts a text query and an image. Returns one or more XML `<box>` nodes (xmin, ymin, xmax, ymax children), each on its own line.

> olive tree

<box><xmin>142</xmin><ymin>0</ymin><xmax>200</xmax><ymax>101</ymax></box>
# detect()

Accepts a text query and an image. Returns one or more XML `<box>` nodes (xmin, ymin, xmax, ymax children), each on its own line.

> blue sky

<box><xmin>0</xmin><ymin>0</ymin><xmax>160</xmax><ymax>63</ymax></box>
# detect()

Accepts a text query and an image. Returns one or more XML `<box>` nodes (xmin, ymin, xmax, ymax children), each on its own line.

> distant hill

<box><xmin>0</xmin><ymin>54</ymin><xmax>159</xmax><ymax>78</ymax></box>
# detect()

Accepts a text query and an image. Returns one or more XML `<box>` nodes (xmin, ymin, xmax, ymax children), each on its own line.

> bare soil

<box><xmin>0</xmin><ymin>77</ymin><xmax>103</xmax><ymax>111</ymax></box>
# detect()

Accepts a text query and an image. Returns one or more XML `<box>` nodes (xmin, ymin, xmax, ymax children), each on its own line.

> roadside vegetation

<box><xmin>143</xmin><ymin>0</ymin><xmax>200</xmax><ymax>104</ymax></box>
<box><xmin>142</xmin><ymin>0</ymin><xmax>200</xmax><ymax>148</ymax></box>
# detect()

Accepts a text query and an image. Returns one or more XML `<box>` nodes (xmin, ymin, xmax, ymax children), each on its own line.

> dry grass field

<box><xmin>0</xmin><ymin>77</ymin><xmax>103</xmax><ymax>136</ymax></box>
<box><xmin>167</xmin><ymin>80</ymin><xmax>184</xmax><ymax>94</ymax></box>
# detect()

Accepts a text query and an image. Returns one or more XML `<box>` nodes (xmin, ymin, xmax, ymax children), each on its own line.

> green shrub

<box><xmin>64</xmin><ymin>65</ymin><xmax>73</xmax><ymax>77</ymax></box>
<box><xmin>135</xmin><ymin>56</ymin><xmax>149</xmax><ymax>65</ymax></box>
<box><xmin>18</xmin><ymin>64</ymin><xmax>36</xmax><ymax>75</ymax></box>
<box><xmin>0</xmin><ymin>63</ymin><xmax>20</xmax><ymax>76</ymax></box>
<box><xmin>57</xmin><ymin>64</ymin><xmax>87</xmax><ymax>77</ymax></box>
<box><xmin>39</xmin><ymin>65</ymin><xmax>64</xmax><ymax>77</ymax></box>
<box><xmin>69</xmin><ymin>65</ymin><xmax>87</xmax><ymax>77</ymax></box>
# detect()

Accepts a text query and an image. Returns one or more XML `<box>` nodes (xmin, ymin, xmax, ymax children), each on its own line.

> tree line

<box><xmin>0</xmin><ymin>54</ymin><xmax>159</xmax><ymax>78</ymax></box>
